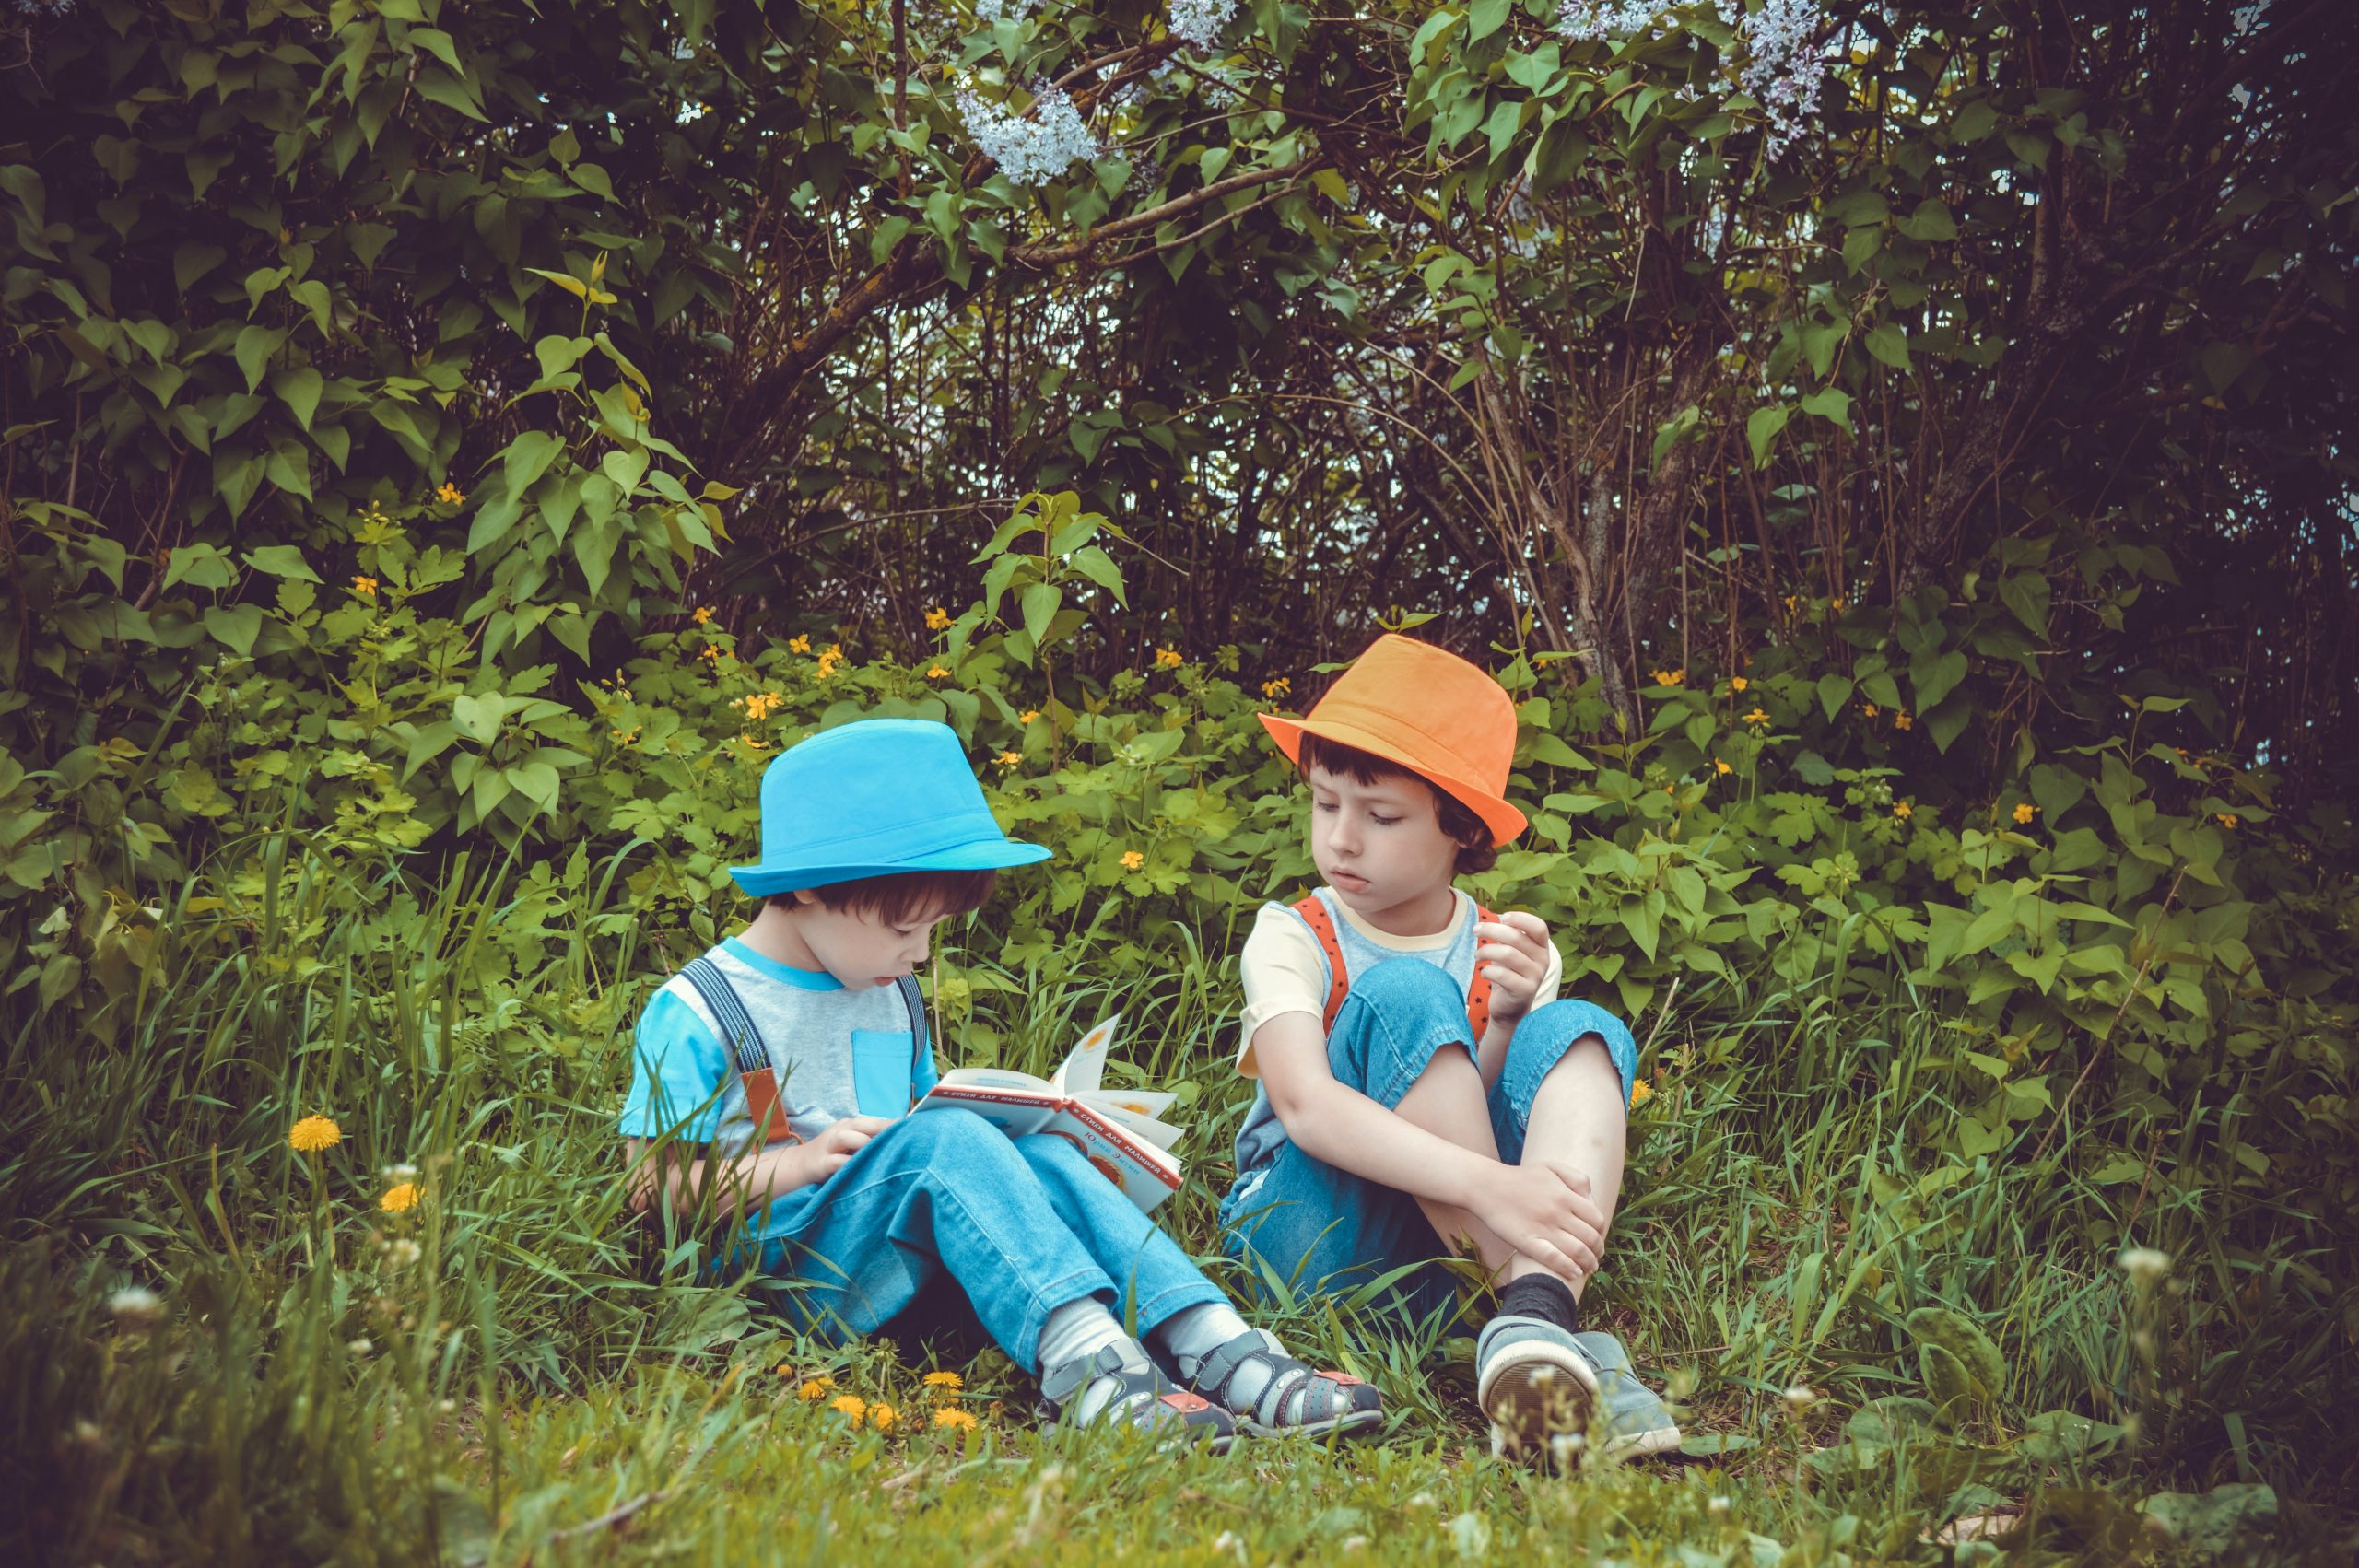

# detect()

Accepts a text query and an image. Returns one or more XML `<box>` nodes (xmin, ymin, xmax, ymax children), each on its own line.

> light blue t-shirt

<box><xmin>618</xmin><ymin>937</ymin><xmax>939</xmax><ymax>1158</ymax></box>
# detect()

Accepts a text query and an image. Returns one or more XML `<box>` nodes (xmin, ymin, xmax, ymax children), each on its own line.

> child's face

<box><xmin>789</xmin><ymin>892</ymin><xmax>948</xmax><ymax>989</ymax></box>
<box><xmin>1305</xmin><ymin>762</ymin><xmax>1461</xmax><ymax>913</ymax></box>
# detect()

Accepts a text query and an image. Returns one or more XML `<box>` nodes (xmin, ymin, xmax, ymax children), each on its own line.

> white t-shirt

<box><xmin>1234</xmin><ymin>887</ymin><xmax>1564</xmax><ymax>1078</ymax></box>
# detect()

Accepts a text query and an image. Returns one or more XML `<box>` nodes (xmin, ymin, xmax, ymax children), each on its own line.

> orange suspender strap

<box><xmin>1289</xmin><ymin>895</ymin><xmax>1500</xmax><ymax>1041</ymax></box>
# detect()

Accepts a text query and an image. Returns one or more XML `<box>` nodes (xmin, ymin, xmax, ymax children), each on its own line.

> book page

<box><xmin>1049</xmin><ymin>1014</ymin><xmax>1121</xmax><ymax>1096</ymax></box>
<box><xmin>933</xmin><ymin>1066</ymin><xmax>1054</xmax><ymax>1094</ymax></box>
<box><xmin>913</xmin><ymin>1084</ymin><xmax>1058</xmax><ymax>1140</ymax></box>
<box><xmin>1040</xmin><ymin>1102</ymin><xmax>1180</xmax><ymax>1213</ymax></box>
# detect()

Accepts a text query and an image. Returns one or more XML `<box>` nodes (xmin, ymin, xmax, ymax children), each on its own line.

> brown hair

<box><xmin>766</xmin><ymin>868</ymin><xmax>999</xmax><ymax>924</ymax></box>
<box><xmin>1297</xmin><ymin>732</ymin><xmax>1498</xmax><ymax>875</ymax></box>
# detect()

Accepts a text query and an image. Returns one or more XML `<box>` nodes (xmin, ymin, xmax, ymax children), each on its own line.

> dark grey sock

<box><xmin>1497</xmin><ymin>1273</ymin><xmax>1579</xmax><ymax>1334</ymax></box>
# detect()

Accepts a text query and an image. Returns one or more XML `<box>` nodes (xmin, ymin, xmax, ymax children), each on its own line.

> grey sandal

<box><xmin>1038</xmin><ymin>1342</ymin><xmax>1237</xmax><ymax>1453</ymax></box>
<box><xmin>1174</xmin><ymin>1328</ymin><xmax>1384</xmax><ymax>1440</ymax></box>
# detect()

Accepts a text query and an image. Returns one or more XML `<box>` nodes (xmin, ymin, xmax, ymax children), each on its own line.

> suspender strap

<box><xmin>896</xmin><ymin>973</ymin><xmax>929</xmax><ymax>1064</ymax></box>
<box><xmin>679</xmin><ymin>957</ymin><xmax>798</xmax><ymax>1145</ymax></box>
<box><xmin>1289</xmin><ymin>895</ymin><xmax>1501</xmax><ymax>1042</ymax></box>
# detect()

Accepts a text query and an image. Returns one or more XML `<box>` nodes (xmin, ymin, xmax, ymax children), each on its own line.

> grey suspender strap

<box><xmin>896</xmin><ymin>973</ymin><xmax>929</xmax><ymax>1065</ymax></box>
<box><xmin>679</xmin><ymin>957</ymin><xmax>769</xmax><ymax>1075</ymax></box>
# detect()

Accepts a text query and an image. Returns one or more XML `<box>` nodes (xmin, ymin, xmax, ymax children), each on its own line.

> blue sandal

<box><xmin>1038</xmin><ymin>1342</ymin><xmax>1237</xmax><ymax>1453</ymax></box>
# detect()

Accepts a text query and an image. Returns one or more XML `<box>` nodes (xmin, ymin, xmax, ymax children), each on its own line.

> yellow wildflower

<box><xmin>2013</xmin><ymin>802</ymin><xmax>2037</xmax><ymax>825</ymax></box>
<box><xmin>1155</xmin><ymin>648</ymin><xmax>1183</xmax><ymax>669</ymax></box>
<box><xmin>351</xmin><ymin>576</ymin><xmax>379</xmax><ymax>598</ymax></box>
<box><xmin>380</xmin><ymin>1181</ymin><xmax>420</xmax><ymax>1214</ymax></box>
<box><xmin>788</xmin><ymin>634</ymin><xmax>812</xmax><ymax>654</ymax></box>
<box><xmin>699</xmin><ymin>645</ymin><xmax>722</xmax><ymax>662</ymax></box>
<box><xmin>829</xmin><ymin>1394</ymin><xmax>867</xmax><ymax>1421</ymax></box>
<box><xmin>1894</xmin><ymin>802</ymin><xmax>1914</xmax><ymax>820</ymax></box>
<box><xmin>1019</xmin><ymin>709</ymin><xmax>1039</xmax><ymax>724</ymax></box>
<box><xmin>435</xmin><ymin>481</ymin><xmax>464</xmax><ymax>505</ymax></box>
<box><xmin>933</xmin><ymin>1409</ymin><xmax>979</xmax><ymax>1431</ymax></box>
<box><xmin>1782</xmin><ymin>595</ymin><xmax>1800</xmax><ymax>613</ymax></box>
<box><xmin>1863</xmin><ymin>702</ymin><xmax>1881</xmax><ymax>719</ymax></box>
<box><xmin>1730</xmin><ymin>675</ymin><xmax>1749</xmax><ymax>692</ymax></box>
<box><xmin>1628</xmin><ymin>1080</ymin><xmax>1654</xmax><ymax>1108</ymax></box>
<box><xmin>1714</xmin><ymin>759</ymin><xmax>1732</xmax><ymax>776</ymax></box>
<box><xmin>871</xmin><ymin>1402</ymin><xmax>897</xmax><ymax>1431</ymax></box>
<box><xmin>693</xmin><ymin>606</ymin><xmax>714</xmax><ymax>626</ymax></box>
<box><xmin>799</xmin><ymin>1377</ymin><xmax>835</xmax><ymax>1401</ymax></box>
<box><xmin>2217</xmin><ymin>813</ymin><xmax>2238</xmax><ymax>828</ymax></box>
<box><xmin>1743</xmin><ymin>707</ymin><xmax>1770</xmax><ymax>728</ymax></box>
<box><xmin>1832</xmin><ymin>595</ymin><xmax>1848</xmax><ymax>610</ymax></box>
<box><xmin>926</xmin><ymin>665</ymin><xmax>950</xmax><ymax>680</ymax></box>
<box><xmin>1262</xmin><ymin>677</ymin><xmax>1291</xmax><ymax>699</ymax></box>
<box><xmin>739</xmin><ymin>732</ymin><xmax>765</xmax><ymax>751</ymax></box>
<box><xmin>289</xmin><ymin>1115</ymin><xmax>341</xmax><ymax>1153</ymax></box>
<box><xmin>1895</xmin><ymin>710</ymin><xmax>1914</xmax><ymax>731</ymax></box>
<box><xmin>925</xmin><ymin>606</ymin><xmax>953</xmax><ymax>631</ymax></box>
<box><xmin>922</xmin><ymin>1371</ymin><xmax>964</xmax><ymax>1392</ymax></box>
<box><xmin>996</xmin><ymin>750</ymin><xmax>1022</xmax><ymax>768</ymax></box>
<box><xmin>1120</xmin><ymin>850</ymin><xmax>1144</xmax><ymax>872</ymax></box>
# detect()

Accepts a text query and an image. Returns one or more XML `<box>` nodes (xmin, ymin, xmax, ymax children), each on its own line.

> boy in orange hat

<box><xmin>1219</xmin><ymin>635</ymin><xmax>1681</xmax><ymax>1461</ymax></box>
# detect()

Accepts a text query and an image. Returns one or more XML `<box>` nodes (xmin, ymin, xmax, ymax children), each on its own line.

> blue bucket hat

<box><xmin>727</xmin><ymin>718</ymin><xmax>1050</xmax><ymax>898</ymax></box>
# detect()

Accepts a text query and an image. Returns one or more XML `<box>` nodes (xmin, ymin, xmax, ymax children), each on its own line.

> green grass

<box><xmin>3</xmin><ymin>840</ymin><xmax>2353</xmax><ymax>1563</ymax></box>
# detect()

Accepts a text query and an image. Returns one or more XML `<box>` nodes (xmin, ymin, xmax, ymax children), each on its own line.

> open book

<box><xmin>910</xmin><ymin>1016</ymin><xmax>1184</xmax><ymax>1213</ymax></box>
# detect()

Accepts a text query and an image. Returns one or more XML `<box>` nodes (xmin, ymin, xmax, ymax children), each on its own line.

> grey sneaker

<box><xmin>1475</xmin><ymin>1318</ymin><xmax>1682</xmax><ymax>1463</ymax></box>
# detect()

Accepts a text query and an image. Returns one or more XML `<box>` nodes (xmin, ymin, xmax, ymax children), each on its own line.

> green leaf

<box><xmin>1817</xmin><ymin>673</ymin><xmax>1854</xmax><ymax>720</ymax></box>
<box><xmin>1896</xmin><ymin>198</ymin><xmax>1958</xmax><ymax>241</ymax></box>
<box><xmin>1799</xmin><ymin>387</ymin><xmax>1852</xmax><ymax>432</ymax></box>
<box><xmin>1907</xmin><ymin>1306</ymin><xmax>2005</xmax><ymax>1412</ymax></box>
<box><xmin>234</xmin><ymin>325</ymin><xmax>288</xmax><ymax>392</ymax></box>
<box><xmin>1467</xmin><ymin>0</ymin><xmax>1510</xmax><ymax>41</ymax></box>
<box><xmin>241</xmin><ymin>545</ymin><xmax>321</xmax><ymax>582</ymax></box>
<box><xmin>413</xmin><ymin>64</ymin><xmax>488</xmax><ymax>123</ymax></box>
<box><xmin>271</xmin><ymin>367</ymin><xmax>323</xmax><ymax>432</ymax></box>
<box><xmin>1020</xmin><ymin>582</ymin><xmax>1062</xmax><ymax>648</ymax></box>
<box><xmin>452</xmin><ymin>692</ymin><xmax>510</xmax><ymax>746</ymax></box>
<box><xmin>202</xmin><ymin>603</ymin><xmax>264</xmax><ymax>655</ymax></box>
<box><xmin>1910</xmin><ymin>649</ymin><xmax>1969</xmax><ymax>710</ymax></box>
<box><xmin>1999</xmin><ymin>571</ymin><xmax>2050</xmax><ymax>638</ymax></box>
<box><xmin>1745</xmin><ymin>404</ymin><xmax>1790</xmax><ymax>469</ymax></box>
<box><xmin>1864</xmin><ymin>323</ymin><xmax>1911</xmax><ymax>370</ymax></box>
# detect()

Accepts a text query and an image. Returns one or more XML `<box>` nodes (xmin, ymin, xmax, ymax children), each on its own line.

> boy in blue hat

<box><xmin>621</xmin><ymin>718</ymin><xmax>1381</xmax><ymax>1447</ymax></box>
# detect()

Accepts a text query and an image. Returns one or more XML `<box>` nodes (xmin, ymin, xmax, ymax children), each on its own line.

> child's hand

<box><xmin>1472</xmin><ymin>1158</ymin><xmax>1607</xmax><ymax>1286</ymax></box>
<box><xmin>796</xmin><ymin>1116</ymin><xmax>893</xmax><ymax>1188</ymax></box>
<box><xmin>1474</xmin><ymin>911</ymin><xmax>1555</xmax><ymax>1025</ymax></box>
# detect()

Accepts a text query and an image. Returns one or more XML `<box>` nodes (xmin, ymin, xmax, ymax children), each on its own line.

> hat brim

<box><xmin>1260</xmin><ymin>712</ymin><xmax>1528</xmax><ymax>848</ymax></box>
<box><xmin>729</xmin><ymin>837</ymin><xmax>1051</xmax><ymax>899</ymax></box>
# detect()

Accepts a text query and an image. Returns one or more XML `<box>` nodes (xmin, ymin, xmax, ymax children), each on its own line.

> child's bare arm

<box><xmin>625</xmin><ymin>1117</ymin><xmax>891</xmax><ymax>1218</ymax></box>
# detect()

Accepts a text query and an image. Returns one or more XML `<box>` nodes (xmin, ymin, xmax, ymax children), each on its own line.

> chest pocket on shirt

<box><xmin>850</xmin><ymin>1029</ymin><xmax>917</xmax><ymax>1117</ymax></box>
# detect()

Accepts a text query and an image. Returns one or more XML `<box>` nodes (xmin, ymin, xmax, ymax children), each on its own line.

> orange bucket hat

<box><xmin>1258</xmin><ymin>634</ymin><xmax>1528</xmax><ymax>848</ymax></box>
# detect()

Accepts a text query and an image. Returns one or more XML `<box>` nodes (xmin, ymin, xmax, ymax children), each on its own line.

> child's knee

<box><xmin>881</xmin><ymin>1106</ymin><xmax>1015</xmax><ymax>1165</ymax></box>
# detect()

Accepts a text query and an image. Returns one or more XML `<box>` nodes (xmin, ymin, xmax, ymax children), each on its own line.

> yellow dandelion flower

<box><xmin>693</xmin><ymin>606</ymin><xmax>714</xmax><ymax>626</ymax></box>
<box><xmin>1743</xmin><ymin>707</ymin><xmax>1770</xmax><ymax>727</ymax></box>
<box><xmin>288</xmin><ymin>1115</ymin><xmax>341</xmax><ymax>1153</ymax></box>
<box><xmin>2216</xmin><ymin>813</ymin><xmax>2238</xmax><ymax>828</ymax></box>
<box><xmin>351</xmin><ymin>576</ymin><xmax>379</xmax><ymax>598</ymax></box>
<box><xmin>435</xmin><ymin>481</ymin><xmax>464</xmax><ymax>505</ymax></box>
<box><xmin>788</xmin><ymin>634</ymin><xmax>812</xmax><ymax>653</ymax></box>
<box><xmin>1019</xmin><ymin>709</ymin><xmax>1039</xmax><ymax>724</ymax></box>
<box><xmin>933</xmin><ymin>1409</ymin><xmax>979</xmax><ymax>1431</ymax></box>
<box><xmin>1119</xmin><ymin>849</ymin><xmax>1144</xmax><ymax>872</ymax></box>
<box><xmin>1628</xmin><ymin>1080</ymin><xmax>1654</xmax><ymax>1108</ymax></box>
<box><xmin>996</xmin><ymin>750</ymin><xmax>1022</xmax><ymax>768</ymax></box>
<box><xmin>379</xmin><ymin>1181</ymin><xmax>420</xmax><ymax>1214</ymax></box>
<box><xmin>1863</xmin><ymin>702</ymin><xmax>1881</xmax><ymax>719</ymax></box>
<box><xmin>922</xmin><ymin>1371</ymin><xmax>964</xmax><ymax>1391</ymax></box>
<box><xmin>1262</xmin><ymin>677</ymin><xmax>1291</xmax><ymax>698</ymax></box>
<box><xmin>1894</xmin><ymin>802</ymin><xmax>1914</xmax><ymax>820</ymax></box>
<box><xmin>829</xmin><ymin>1394</ymin><xmax>867</xmax><ymax>1421</ymax></box>
<box><xmin>926</xmin><ymin>665</ymin><xmax>950</xmax><ymax>680</ymax></box>
<box><xmin>871</xmin><ymin>1402</ymin><xmax>897</xmax><ymax>1431</ymax></box>
<box><xmin>2013</xmin><ymin>802</ymin><xmax>2037</xmax><ymax>824</ymax></box>
<box><xmin>1714</xmin><ymin>759</ymin><xmax>1732</xmax><ymax>775</ymax></box>
<box><xmin>925</xmin><ymin>606</ymin><xmax>953</xmax><ymax>631</ymax></box>
<box><xmin>799</xmin><ymin>1377</ymin><xmax>834</xmax><ymax>1401</ymax></box>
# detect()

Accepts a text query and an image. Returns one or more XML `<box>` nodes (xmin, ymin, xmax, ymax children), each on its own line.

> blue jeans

<box><xmin>733</xmin><ymin>1107</ymin><xmax>1226</xmax><ymax>1372</ymax></box>
<box><xmin>1217</xmin><ymin>959</ymin><xmax>1638</xmax><ymax>1328</ymax></box>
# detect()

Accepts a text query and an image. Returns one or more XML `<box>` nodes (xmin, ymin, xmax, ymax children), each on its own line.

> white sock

<box><xmin>1150</xmin><ymin>1300</ymin><xmax>1257</xmax><ymax>1366</ymax></box>
<box><xmin>1035</xmin><ymin>1296</ymin><xmax>1130</xmax><ymax>1377</ymax></box>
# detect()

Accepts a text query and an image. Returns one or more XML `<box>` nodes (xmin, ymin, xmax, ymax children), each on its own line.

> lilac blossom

<box><xmin>958</xmin><ymin>83</ymin><xmax>1103</xmax><ymax>186</ymax></box>
<box><xmin>1167</xmin><ymin>0</ymin><xmax>1240</xmax><ymax>52</ymax></box>
<box><xmin>1718</xmin><ymin>0</ymin><xmax>1825</xmax><ymax>160</ymax></box>
<box><xmin>1556</xmin><ymin>2</ymin><xmax>1665</xmax><ymax>43</ymax></box>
